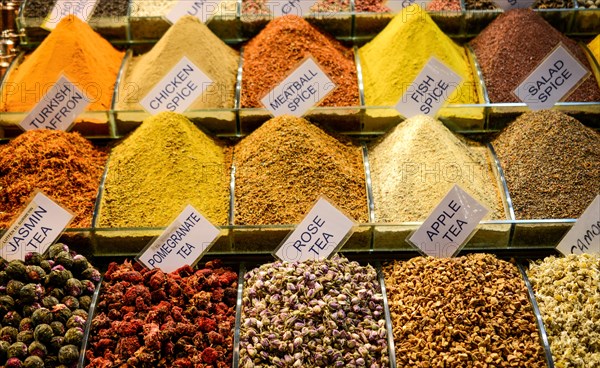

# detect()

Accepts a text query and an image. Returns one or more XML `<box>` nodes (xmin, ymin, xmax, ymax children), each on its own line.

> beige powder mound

<box><xmin>116</xmin><ymin>15</ymin><xmax>239</xmax><ymax>111</ymax></box>
<box><xmin>369</xmin><ymin>115</ymin><xmax>505</xmax><ymax>222</ymax></box>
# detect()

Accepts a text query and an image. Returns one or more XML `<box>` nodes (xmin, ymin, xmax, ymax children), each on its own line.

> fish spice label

<box><xmin>42</xmin><ymin>0</ymin><xmax>99</xmax><ymax>30</ymax></box>
<box><xmin>557</xmin><ymin>195</ymin><xmax>600</xmax><ymax>256</ymax></box>
<box><xmin>0</xmin><ymin>192</ymin><xmax>73</xmax><ymax>261</ymax></box>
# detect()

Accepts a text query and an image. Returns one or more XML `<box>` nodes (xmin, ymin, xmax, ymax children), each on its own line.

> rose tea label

<box><xmin>492</xmin><ymin>0</ymin><xmax>535</xmax><ymax>10</ymax></box>
<box><xmin>514</xmin><ymin>44</ymin><xmax>589</xmax><ymax>110</ymax></box>
<box><xmin>395</xmin><ymin>57</ymin><xmax>463</xmax><ymax>118</ymax></box>
<box><xmin>42</xmin><ymin>0</ymin><xmax>99</xmax><ymax>30</ymax></box>
<box><xmin>274</xmin><ymin>197</ymin><xmax>355</xmax><ymax>262</ymax></box>
<box><xmin>0</xmin><ymin>192</ymin><xmax>74</xmax><ymax>261</ymax></box>
<box><xmin>137</xmin><ymin>205</ymin><xmax>221</xmax><ymax>273</ymax></box>
<box><xmin>261</xmin><ymin>57</ymin><xmax>336</xmax><ymax>118</ymax></box>
<box><xmin>557</xmin><ymin>195</ymin><xmax>600</xmax><ymax>256</ymax></box>
<box><xmin>140</xmin><ymin>57</ymin><xmax>213</xmax><ymax>114</ymax></box>
<box><xmin>408</xmin><ymin>185</ymin><xmax>489</xmax><ymax>258</ymax></box>
<box><xmin>20</xmin><ymin>75</ymin><xmax>91</xmax><ymax>132</ymax></box>
<box><xmin>265</xmin><ymin>0</ymin><xmax>316</xmax><ymax>17</ymax></box>
<box><xmin>166</xmin><ymin>0</ymin><xmax>220</xmax><ymax>24</ymax></box>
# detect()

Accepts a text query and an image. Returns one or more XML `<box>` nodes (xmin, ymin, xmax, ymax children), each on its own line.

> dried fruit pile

<box><xmin>0</xmin><ymin>244</ymin><xmax>100</xmax><ymax>368</ymax></box>
<box><xmin>85</xmin><ymin>260</ymin><xmax>237</xmax><ymax>367</ymax></box>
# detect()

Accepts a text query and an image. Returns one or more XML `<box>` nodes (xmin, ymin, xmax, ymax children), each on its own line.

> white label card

<box><xmin>493</xmin><ymin>0</ymin><xmax>535</xmax><ymax>10</ymax></box>
<box><xmin>166</xmin><ymin>0</ymin><xmax>220</xmax><ymax>24</ymax></box>
<box><xmin>395</xmin><ymin>57</ymin><xmax>463</xmax><ymax>119</ymax></box>
<box><xmin>556</xmin><ymin>195</ymin><xmax>600</xmax><ymax>256</ymax></box>
<box><xmin>408</xmin><ymin>185</ymin><xmax>489</xmax><ymax>258</ymax></box>
<box><xmin>20</xmin><ymin>75</ymin><xmax>91</xmax><ymax>132</ymax></box>
<box><xmin>261</xmin><ymin>57</ymin><xmax>336</xmax><ymax>118</ymax></box>
<box><xmin>514</xmin><ymin>44</ymin><xmax>589</xmax><ymax>110</ymax></box>
<box><xmin>265</xmin><ymin>0</ymin><xmax>316</xmax><ymax>17</ymax></box>
<box><xmin>42</xmin><ymin>0</ymin><xmax>99</xmax><ymax>31</ymax></box>
<box><xmin>137</xmin><ymin>205</ymin><xmax>221</xmax><ymax>273</ymax></box>
<box><xmin>140</xmin><ymin>57</ymin><xmax>213</xmax><ymax>114</ymax></box>
<box><xmin>274</xmin><ymin>197</ymin><xmax>355</xmax><ymax>263</ymax></box>
<box><xmin>0</xmin><ymin>192</ymin><xmax>74</xmax><ymax>261</ymax></box>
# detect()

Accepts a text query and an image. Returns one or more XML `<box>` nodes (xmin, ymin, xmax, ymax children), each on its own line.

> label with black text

<box><xmin>408</xmin><ymin>185</ymin><xmax>488</xmax><ymax>258</ymax></box>
<box><xmin>556</xmin><ymin>195</ymin><xmax>600</xmax><ymax>256</ymax></box>
<box><xmin>166</xmin><ymin>0</ymin><xmax>220</xmax><ymax>23</ymax></box>
<box><xmin>0</xmin><ymin>192</ymin><xmax>74</xmax><ymax>261</ymax></box>
<box><xmin>42</xmin><ymin>0</ymin><xmax>99</xmax><ymax>30</ymax></box>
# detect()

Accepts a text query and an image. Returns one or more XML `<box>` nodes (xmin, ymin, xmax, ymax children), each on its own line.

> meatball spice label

<box><xmin>556</xmin><ymin>195</ymin><xmax>600</xmax><ymax>255</ymax></box>
<box><xmin>140</xmin><ymin>56</ymin><xmax>213</xmax><ymax>114</ymax></box>
<box><xmin>19</xmin><ymin>75</ymin><xmax>91</xmax><ymax>132</ymax></box>
<box><xmin>395</xmin><ymin>57</ymin><xmax>462</xmax><ymax>118</ymax></box>
<box><xmin>261</xmin><ymin>57</ymin><xmax>336</xmax><ymax>118</ymax></box>
<box><xmin>514</xmin><ymin>44</ymin><xmax>589</xmax><ymax>110</ymax></box>
<box><xmin>265</xmin><ymin>0</ymin><xmax>316</xmax><ymax>17</ymax></box>
<box><xmin>0</xmin><ymin>192</ymin><xmax>73</xmax><ymax>262</ymax></box>
<box><xmin>137</xmin><ymin>205</ymin><xmax>220</xmax><ymax>273</ymax></box>
<box><xmin>492</xmin><ymin>0</ymin><xmax>535</xmax><ymax>10</ymax></box>
<box><xmin>166</xmin><ymin>0</ymin><xmax>220</xmax><ymax>23</ymax></box>
<box><xmin>274</xmin><ymin>197</ymin><xmax>355</xmax><ymax>262</ymax></box>
<box><xmin>42</xmin><ymin>0</ymin><xmax>99</xmax><ymax>30</ymax></box>
<box><xmin>408</xmin><ymin>185</ymin><xmax>488</xmax><ymax>258</ymax></box>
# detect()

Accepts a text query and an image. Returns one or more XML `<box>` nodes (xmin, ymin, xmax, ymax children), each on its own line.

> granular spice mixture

<box><xmin>465</xmin><ymin>0</ymin><xmax>497</xmax><ymax>9</ymax></box>
<box><xmin>234</xmin><ymin>115</ymin><xmax>367</xmax><ymax>225</ymax></box>
<box><xmin>240</xmin><ymin>255</ymin><xmax>389</xmax><ymax>368</ymax></box>
<box><xmin>470</xmin><ymin>9</ymin><xmax>600</xmax><ymax>103</ymax></box>
<box><xmin>97</xmin><ymin>112</ymin><xmax>230</xmax><ymax>227</ymax></box>
<box><xmin>427</xmin><ymin>0</ymin><xmax>462</xmax><ymax>11</ymax></box>
<box><xmin>527</xmin><ymin>254</ymin><xmax>600</xmax><ymax>367</ymax></box>
<box><xmin>0</xmin><ymin>130</ymin><xmax>107</xmax><ymax>229</ymax></box>
<box><xmin>534</xmin><ymin>0</ymin><xmax>572</xmax><ymax>8</ymax></box>
<box><xmin>23</xmin><ymin>0</ymin><xmax>128</xmax><ymax>18</ymax></box>
<box><xmin>369</xmin><ymin>115</ymin><xmax>505</xmax><ymax>222</ymax></box>
<box><xmin>589</xmin><ymin>35</ymin><xmax>600</xmax><ymax>62</ymax></box>
<box><xmin>578</xmin><ymin>0</ymin><xmax>600</xmax><ymax>8</ymax></box>
<box><xmin>85</xmin><ymin>260</ymin><xmax>237</xmax><ymax>367</ymax></box>
<box><xmin>384</xmin><ymin>254</ymin><xmax>546</xmax><ymax>367</ymax></box>
<box><xmin>310</xmin><ymin>0</ymin><xmax>390</xmax><ymax>12</ymax></box>
<box><xmin>492</xmin><ymin>110</ymin><xmax>600</xmax><ymax>219</ymax></box>
<box><xmin>241</xmin><ymin>16</ymin><xmax>359</xmax><ymax>108</ymax></box>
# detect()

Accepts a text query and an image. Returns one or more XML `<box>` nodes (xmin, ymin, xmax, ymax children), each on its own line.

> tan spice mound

<box><xmin>234</xmin><ymin>115</ymin><xmax>368</xmax><ymax>225</ymax></box>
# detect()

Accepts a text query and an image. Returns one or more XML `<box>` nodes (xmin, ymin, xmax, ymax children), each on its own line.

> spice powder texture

<box><xmin>97</xmin><ymin>112</ymin><xmax>230</xmax><ymax>227</ymax></box>
<box><xmin>0</xmin><ymin>130</ymin><xmax>107</xmax><ymax>228</ymax></box>
<box><xmin>470</xmin><ymin>9</ymin><xmax>600</xmax><ymax>103</ymax></box>
<box><xmin>241</xmin><ymin>15</ymin><xmax>359</xmax><ymax>108</ymax></box>
<box><xmin>1</xmin><ymin>16</ymin><xmax>123</xmax><ymax>112</ymax></box>
<box><xmin>527</xmin><ymin>254</ymin><xmax>600</xmax><ymax>367</ymax></box>
<box><xmin>233</xmin><ymin>115</ymin><xmax>368</xmax><ymax>225</ymax></box>
<box><xmin>492</xmin><ymin>110</ymin><xmax>600</xmax><ymax>219</ymax></box>
<box><xmin>240</xmin><ymin>255</ymin><xmax>389</xmax><ymax>367</ymax></box>
<box><xmin>589</xmin><ymin>35</ymin><xmax>600</xmax><ymax>65</ymax></box>
<box><xmin>369</xmin><ymin>115</ymin><xmax>505</xmax><ymax>222</ymax></box>
<box><xmin>384</xmin><ymin>254</ymin><xmax>546</xmax><ymax>367</ymax></box>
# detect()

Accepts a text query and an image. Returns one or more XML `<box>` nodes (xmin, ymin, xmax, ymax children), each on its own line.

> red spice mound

<box><xmin>0</xmin><ymin>130</ymin><xmax>107</xmax><ymax>228</ymax></box>
<box><xmin>241</xmin><ymin>15</ymin><xmax>359</xmax><ymax>108</ymax></box>
<box><xmin>85</xmin><ymin>260</ymin><xmax>238</xmax><ymax>368</ymax></box>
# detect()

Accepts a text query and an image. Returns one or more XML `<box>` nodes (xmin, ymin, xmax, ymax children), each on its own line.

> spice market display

<box><xmin>0</xmin><ymin>1</ymin><xmax>599</xmax><ymax>367</ymax></box>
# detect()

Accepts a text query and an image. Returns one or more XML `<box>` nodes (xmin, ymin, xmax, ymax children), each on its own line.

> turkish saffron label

<box><xmin>265</xmin><ymin>0</ymin><xmax>316</xmax><ymax>17</ymax></box>
<box><xmin>42</xmin><ymin>0</ymin><xmax>99</xmax><ymax>30</ymax></box>
<box><xmin>140</xmin><ymin>57</ymin><xmax>213</xmax><ymax>114</ymax></box>
<box><xmin>0</xmin><ymin>192</ymin><xmax>74</xmax><ymax>262</ymax></box>
<box><xmin>557</xmin><ymin>195</ymin><xmax>600</xmax><ymax>256</ymax></box>
<box><xmin>166</xmin><ymin>0</ymin><xmax>220</xmax><ymax>23</ymax></box>
<box><xmin>137</xmin><ymin>205</ymin><xmax>221</xmax><ymax>273</ymax></box>
<box><xmin>261</xmin><ymin>57</ymin><xmax>336</xmax><ymax>118</ymax></box>
<box><xmin>514</xmin><ymin>44</ymin><xmax>589</xmax><ymax>110</ymax></box>
<box><xmin>274</xmin><ymin>197</ymin><xmax>355</xmax><ymax>263</ymax></box>
<box><xmin>395</xmin><ymin>57</ymin><xmax>463</xmax><ymax>119</ymax></box>
<box><xmin>493</xmin><ymin>0</ymin><xmax>535</xmax><ymax>10</ymax></box>
<box><xmin>408</xmin><ymin>185</ymin><xmax>489</xmax><ymax>258</ymax></box>
<box><xmin>20</xmin><ymin>75</ymin><xmax>91</xmax><ymax>132</ymax></box>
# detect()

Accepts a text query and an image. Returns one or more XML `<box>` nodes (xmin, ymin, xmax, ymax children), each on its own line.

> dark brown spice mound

<box><xmin>492</xmin><ymin>110</ymin><xmax>600</xmax><ymax>219</ymax></box>
<box><xmin>470</xmin><ymin>9</ymin><xmax>600</xmax><ymax>103</ymax></box>
<box><xmin>0</xmin><ymin>130</ymin><xmax>108</xmax><ymax>228</ymax></box>
<box><xmin>234</xmin><ymin>115</ymin><xmax>368</xmax><ymax>225</ymax></box>
<box><xmin>241</xmin><ymin>15</ymin><xmax>359</xmax><ymax>108</ymax></box>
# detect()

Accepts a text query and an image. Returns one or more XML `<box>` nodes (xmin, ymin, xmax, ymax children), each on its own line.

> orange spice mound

<box><xmin>2</xmin><ymin>16</ymin><xmax>123</xmax><ymax>112</ymax></box>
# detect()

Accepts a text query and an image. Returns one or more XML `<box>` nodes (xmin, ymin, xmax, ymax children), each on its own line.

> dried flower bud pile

<box><xmin>384</xmin><ymin>254</ymin><xmax>546</xmax><ymax>367</ymax></box>
<box><xmin>85</xmin><ymin>260</ymin><xmax>237</xmax><ymax>367</ymax></box>
<box><xmin>0</xmin><ymin>243</ymin><xmax>100</xmax><ymax>368</ymax></box>
<box><xmin>527</xmin><ymin>254</ymin><xmax>600</xmax><ymax>367</ymax></box>
<box><xmin>240</xmin><ymin>255</ymin><xmax>389</xmax><ymax>367</ymax></box>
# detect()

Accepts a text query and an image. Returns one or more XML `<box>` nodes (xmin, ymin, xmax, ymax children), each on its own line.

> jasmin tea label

<box><xmin>42</xmin><ymin>0</ymin><xmax>99</xmax><ymax>30</ymax></box>
<box><xmin>20</xmin><ymin>75</ymin><xmax>91</xmax><ymax>132</ymax></box>
<box><xmin>140</xmin><ymin>57</ymin><xmax>213</xmax><ymax>114</ymax></box>
<box><xmin>274</xmin><ymin>197</ymin><xmax>355</xmax><ymax>262</ymax></box>
<box><xmin>514</xmin><ymin>44</ymin><xmax>589</xmax><ymax>110</ymax></box>
<box><xmin>261</xmin><ymin>57</ymin><xmax>336</xmax><ymax>118</ymax></box>
<box><xmin>0</xmin><ymin>192</ymin><xmax>74</xmax><ymax>262</ymax></box>
<box><xmin>556</xmin><ymin>195</ymin><xmax>600</xmax><ymax>256</ymax></box>
<box><xmin>166</xmin><ymin>0</ymin><xmax>220</xmax><ymax>23</ymax></box>
<box><xmin>408</xmin><ymin>185</ymin><xmax>488</xmax><ymax>258</ymax></box>
<box><xmin>265</xmin><ymin>0</ymin><xmax>316</xmax><ymax>17</ymax></box>
<box><xmin>493</xmin><ymin>0</ymin><xmax>535</xmax><ymax>10</ymax></box>
<box><xmin>395</xmin><ymin>57</ymin><xmax>463</xmax><ymax>119</ymax></box>
<box><xmin>137</xmin><ymin>205</ymin><xmax>221</xmax><ymax>273</ymax></box>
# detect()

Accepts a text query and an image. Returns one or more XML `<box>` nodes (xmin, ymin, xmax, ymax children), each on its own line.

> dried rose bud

<box><xmin>3</xmin><ymin>311</ymin><xmax>22</xmax><ymax>327</ymax></box>
<box><xmin>22</xmin><ymin>355</ymin><xmax>44</xmax><ymax>368</ymax></box>
<box><xmin>64</xmin><ymin>279</ymin><xmax>82</xmax><ymax>297</ymax></box>
<box><xmin>5</xmin><ymin>357</ymin><xmax>23</xmax><ymax>368</ymax></box>
<box><xmin>81</xmin><ymin>268</ymin><xmax>100</xmax><ymax>283</ymax></box>
<box><xmin>33</xmin><ymin>324</ymin><xmax>54</xmax><ymax>344</ymax></box>
<box><xmin>7</xmin><ymin>342</ymin><xmax>28</xmax><ymax>359</ymax></box>
<box><xmin>24</xmin><ymin>253</ymin><xmax>43</xmax><ymax>266</ymax></box>
<box><xmin>19</xmin><ymin>318</ymin><xmax>34</xmax><ymax>332</ymax></box>
<box><xmin>71</xmin><ymin>255</ymin><xmax>90</xmax><ymax>275</ymax></box>
<box><xmin>47</xmin><ymin>244</ymin><xmax>69</xmax><ymax>260</ymax></box>
<box><xmin>57</xmin><ymin>344</ymin><xmax>79</xmax><ymax>364</ymax></box>
<box><xmin>61</xmin><ymin>296</ymin><xmax>79</xmax><ymax>310</ymax></box>
<box><xmin>80</xmin><ymin>280</ymin><xmax>95</xmax><ymax>295</ymax></box>
<box><xmin>71</xmin><ymin>309</ymin><xmax>88</xmax><ymax>320</ymax></box>
<box><xmin>1</xmin><ymin>326</ymin><xmax>19</xmax><ymax>343</ymax></box>
<box><xmin>50</xmin><ymin>321</ymin><xmax>65</xmax><ymax>337</ymax></box>
<box><xmin>42</xmin><ymin>296</ymin><xmax>59</xmax><ymax>309</ymax></box>
<box><xmin>54</xmin><ymin>252</ymin><xmax>73</xmax><ymax>269</ymax></box>
<box><xmin>25</xmin><ymin>266</ymin><xmax>46</xmax><ymax>283</ymax></box>
<box><xmin>28</xmin><ymin>341</ymin><xmax>47</xmax><ymax>359</ymax></box>
<box><xmin>19</xmin><ymin>284</ymin><xmax>44</xmax><ymax>304</ymax></box>
<box><xmin>66</xmin><ymin>315</ymin><xmax>85</xmax><ymax>330</ymax></box>
<box><xmin>47</xmin><ymin>270</ymin><xmax>72</xmax><ymax>287</ymax></box>
<box><xmin>51</xmin><ymin>304</ymin><xmax>72</xmax><ymax>324</ymax></box>
<box><xmin>31</xmin><ymin>308</ymin><xmax>52</xmax><ymax>326</ymax></box>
